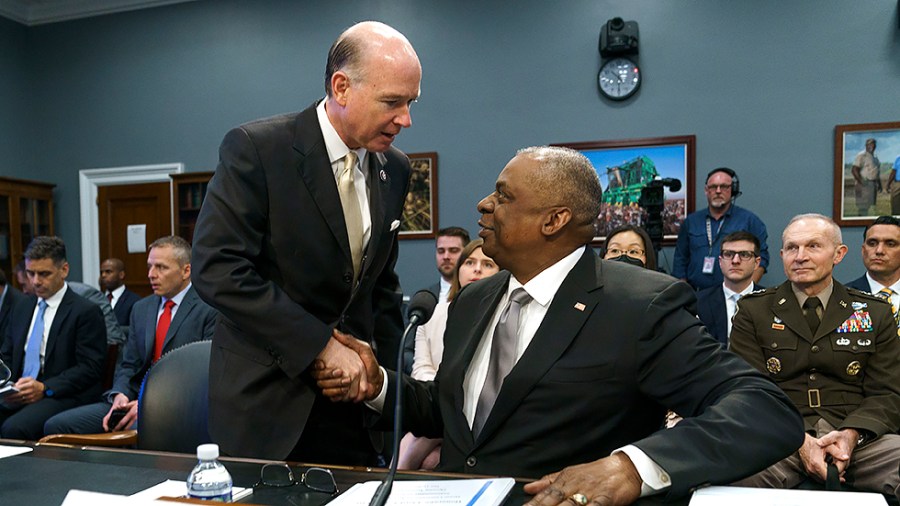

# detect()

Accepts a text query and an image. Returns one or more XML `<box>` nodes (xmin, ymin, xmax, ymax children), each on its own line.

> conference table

<box><xmin>0</xmin><ymin>439</ymin><xmax>682</xmax><ymax>505</ymax></box>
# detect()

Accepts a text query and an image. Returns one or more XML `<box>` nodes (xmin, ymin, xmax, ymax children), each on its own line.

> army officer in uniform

<box><xmin>730</xmin><ymin>213</ymin><xmax>900</xmax><ymax>501</ymax></box>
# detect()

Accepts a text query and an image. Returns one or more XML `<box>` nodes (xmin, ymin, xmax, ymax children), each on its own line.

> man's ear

<box><xmin>331</xmin><ymin>71</ymin><xmax>351</xmax><ymax>106</ymax></box>
<box><xmin>541</xmin><ymin>207</ymin><xmax>572</xmax><ymax>236</ymax></box>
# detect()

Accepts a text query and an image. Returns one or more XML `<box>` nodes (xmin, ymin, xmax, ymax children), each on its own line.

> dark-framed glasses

<box><xmin>606</xmin><ymin>247</ymin><xmax>645</xmax><ymax>258</ymax></box>
<box><xmin>255</xmin><ymin>463</ymin><xmax>338</xmax><ymax>495</ymax></box>
<box><xmin>719</xmin><ymin>250</ymin><xmax>757</xmax><ymax>261</ymax></box>
<box><xmin>705</xmin><ymin>183</ymin><xmax>732</xmax><ymax>192</ymax></box>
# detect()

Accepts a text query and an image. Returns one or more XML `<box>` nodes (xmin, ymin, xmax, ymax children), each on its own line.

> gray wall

<box><xmin>2</xmin><ymin>0</ymin><xmax>900</xmax><ymax>292</ymax></box>
<box><xmin>0</xmin><ymin>15</ymin><xmax>27</xmax><ymax>174</ymax></box>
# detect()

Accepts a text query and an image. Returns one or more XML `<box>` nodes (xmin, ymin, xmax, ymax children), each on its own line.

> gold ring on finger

<box><xmin>570</xmin><ymin>493</ymin><xmax>588</xmax><ymax>506</ymax></box>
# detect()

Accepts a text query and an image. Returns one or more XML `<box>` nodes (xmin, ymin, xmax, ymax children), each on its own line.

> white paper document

<box><xmin>690</xmin><ymin>486</ymin><xmax>888</xmax><ymax>506</ymax></box>
<box><xmin>0</xmin><ymin>444</ymin><xmax>33</xmax><ymax>459</ymax></box>
<box><xmin>61</xmin><ymin>489</ymin><xmax>161</xmax><ymax>506</ymax></box>
<box><xmin>126</xmin><ymin>224</ymin><xmax>147</xmax><ymax>253</ymax></box>
<box><xmin>328</xmin><ymin>478</ymin><xmax>515</xmax><ymax>506</ymax></box>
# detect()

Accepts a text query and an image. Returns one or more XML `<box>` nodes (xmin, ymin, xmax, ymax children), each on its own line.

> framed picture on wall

<box><xmin>399</xmin><ymin>151</ymin><xmax>438</xmax><ymax>239</ymax></box>
<box><xmin>553</xmin><ymin>135</ymin><xmax>696</xmax><ymax>245</ymax></box>
<box><xmin>834</xmin><ymin>121</ymin><xmax>900</xmax><ymax>226</ymax></box>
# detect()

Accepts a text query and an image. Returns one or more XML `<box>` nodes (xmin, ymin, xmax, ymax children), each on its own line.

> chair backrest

<box><xmin>136</xmin><ymin>340</ymin><xmax>212</xmax><ymax>453</ymax></box>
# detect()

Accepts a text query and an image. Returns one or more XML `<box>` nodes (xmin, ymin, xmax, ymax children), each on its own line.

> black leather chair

<box><xmin>40</xmin><ymin>340</ymin><xmax>212</xmax><ymax>453</ymax></box>
<box><xmin>136</xmin><ymin>340</ymin><xmax>212</xmax><ymax>453</ymax></box>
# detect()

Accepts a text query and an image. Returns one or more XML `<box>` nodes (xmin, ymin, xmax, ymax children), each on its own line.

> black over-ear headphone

<box><xmin>706</xmin><ymin>167</ymin><xmax>741</xmax><ymax>200</ymax></box>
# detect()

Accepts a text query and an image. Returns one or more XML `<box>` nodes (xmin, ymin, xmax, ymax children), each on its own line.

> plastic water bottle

<box><xmin>187</xmin><ymin>443</ymin><xmax>233</xmax><ymax>502</ymax></box>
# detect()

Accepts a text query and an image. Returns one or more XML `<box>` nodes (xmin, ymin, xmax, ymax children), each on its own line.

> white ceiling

<box><xmin>0</xmin><ymin>0</ymin><xmax>197</xmax><ymax>26</ymax></box>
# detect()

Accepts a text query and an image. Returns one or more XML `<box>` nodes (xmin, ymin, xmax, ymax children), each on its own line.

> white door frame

<box><xmin>78</xmin><ymin>163</ymin><xmax>183</xmax><ymax>286</ymax></box>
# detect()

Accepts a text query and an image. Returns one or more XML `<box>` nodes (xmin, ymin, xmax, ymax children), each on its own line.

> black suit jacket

<box><xmin>111</xmin><ymin>286</ymin><xmax>217</xmax><ymax>400</ymax></box>
<box><xmin>845</xmin><ymin>274</ymin><xmax>872</xmax><ymax>293</ymax></box>
<box><xmin>192</xmin><ymin>103</ymin><xmax>409</xmax><ymax>460</ymax></box>
<box><xmin>385</xmin><ymin>248</ymin><xmax>803</xmax><ymax>498</ymax></box>
<box><xmin>0</xmin><ymin>286</ymin><xmax>106</xmax><ymax>403</ymax></box>
<box><xmin>695</xmin><ymin>283</ymin><xmax>761</xmax><ymax>346</ymax></box>
<box><xmin>0</xmin><ymin>285</ymin><xmax>27</xmax><ymax>344</ymax></box>
<box><xmin>112</xmin><ymin>288</ymin><xmax>141</xmax><ymax>327</ymax></box>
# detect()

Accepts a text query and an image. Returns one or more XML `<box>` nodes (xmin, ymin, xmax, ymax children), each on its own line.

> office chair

<box><xmin>40</xmin><ymin>340</ymin><xmax>212</xmax><ymax>453</ymax></box>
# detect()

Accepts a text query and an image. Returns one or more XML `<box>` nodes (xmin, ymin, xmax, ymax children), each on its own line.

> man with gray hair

<box><xmin>731</xmin><ymin>213</ymin><xmax>900</xmax><ymax>500</ymax></box>
<box><xmin>316</xmin><ymin>146</ymin><xmax>803</xmax><ymax>504</ymax></box>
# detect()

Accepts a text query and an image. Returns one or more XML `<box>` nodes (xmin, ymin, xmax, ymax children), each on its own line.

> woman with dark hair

<box><xmin>601</xmin><ymin>224</ymin><xmax>657</xmax><ymax>271</ymax></box>
<box><xmin>397</xmin><ymin>238</ymin><xmax>500</xmax><ymax>470</ymax></box>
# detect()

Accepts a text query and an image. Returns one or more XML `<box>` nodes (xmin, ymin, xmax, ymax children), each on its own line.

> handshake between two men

<box><xmin>310</xmin><ymin>329</ymin><xmax>645</xmax><ymax>506</ymax></box>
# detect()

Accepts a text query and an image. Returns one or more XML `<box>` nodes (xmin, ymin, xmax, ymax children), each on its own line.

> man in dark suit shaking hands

<box><xmin>0</xmin><ymin>237</ymin><xmax>106</xmax><ymax>439</ymax></box>
<box><xmin>318</xmin><ymin>146</ymin><xmax>804</xmax><ymax>504</ymax></box>
<box><xmin>192</xmin><ymin>21</ymin><xmax>420</xmax><ymax>464</ymax></box>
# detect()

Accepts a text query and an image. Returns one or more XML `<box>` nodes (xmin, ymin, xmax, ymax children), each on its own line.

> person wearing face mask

<box><xmin>397</xmin><ymin>238</ymin><xmax>500</xmax><ymax>470</ymax></box>
<box><xmin>602</xmin><ymin>225</ymin><xmax>657</xmax><ymax>270</ymax></box>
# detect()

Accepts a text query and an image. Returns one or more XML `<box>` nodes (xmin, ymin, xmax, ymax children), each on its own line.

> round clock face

<box><xmin>598</xmin><ymin>57</ymin><xmax>641</xmax><ymax>100</ymax></box>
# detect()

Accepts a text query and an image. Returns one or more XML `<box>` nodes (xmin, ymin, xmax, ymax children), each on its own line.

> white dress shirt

<box><xmin>156</xmin><ymin>283</ymin><xmax>192</xmax><ymax>324</ymax></box>
<box><xmin>372</xmin><ymin>246</ymin><xmax>670</xmax><ymax>496</ymax></box>
<box><xmin>108</xmin><ymin>284</ymin><xmax>126</xmax><ymax>308</ymax></box>
<box><xmin>23</xmin><ymin>282</ymin><xmax>68</xmax><ymax>371</ymax></box>
<box><xmin>865</xmin><ymin>273</ymin><xmax>900</xmax><ymax>312</ymax></box>
<box><xmin>316</xmin><ymin>99</ymin><xmax>372</xmax><ymax>249</ymax></box>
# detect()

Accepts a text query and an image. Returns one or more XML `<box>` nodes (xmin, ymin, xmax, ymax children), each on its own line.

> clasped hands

<box><xmin>311</xmin><ymin>329</ymin><xmax>383</xmax><ymax>403</ymax></box>
<box><xmin>798</xmin><ymin>429</ymin><xmax>858</xmax><ymax>483</ymax></box>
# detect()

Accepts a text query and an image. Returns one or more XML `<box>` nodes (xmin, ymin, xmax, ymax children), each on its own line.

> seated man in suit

<box><xmin>696</xmin><ymin>231</ymin><xmax>763</xmax><ymax>346</ymax></box>
<box><xmin>44</xmin><ymin>236</ymin><xmax>218</xmax><ymax>435</ymax></box>
<box><xmin>0</xmin><ymin>268</ymin><xmax>28</xmax><ymax>343</ymax></box>
<box><xmin>0</xmin><ymin>236</ymin><xmax>107</xmax><ymax>439</ymax></box>
<box><xmin>316</xmin><ymin>146</ymin><xmax>804</xmax><ymax>505</ymax></box>
<box><xmin>845</xmin><ymin>215</ymin><xmax>900</xmax><ymax>332</ymax></box>
<box><xmin>99</xmin><ymin>257</ymin><xmax>141</xmax><ymax>336</ymax></box>
<box><xmin>730</xmin><ymin>214</ymin><xmax>900</xmax><ymax>501</ymax></box>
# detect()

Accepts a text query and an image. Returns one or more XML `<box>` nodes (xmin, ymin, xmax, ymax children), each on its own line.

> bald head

<box><xmin>325</xmin><ymin>21</ymin><xmax>419</xmax><ymax>97</ymax></box>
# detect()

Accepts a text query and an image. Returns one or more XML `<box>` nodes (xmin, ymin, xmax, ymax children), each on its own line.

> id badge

<box><xmin>702</xmin><ymin>256</ymin><xmax>716</xmax><ymax>274</ymax></box>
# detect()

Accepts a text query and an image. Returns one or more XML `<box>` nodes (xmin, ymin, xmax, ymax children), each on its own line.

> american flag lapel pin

<box><xmin>574</xmin><ymin>302</ymin><xmax>586</xmax><ymax>311</ymax></box>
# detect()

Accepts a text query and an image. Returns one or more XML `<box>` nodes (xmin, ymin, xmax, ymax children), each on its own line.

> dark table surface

<box><xmin>0</xmin><ymin>440</ymin><xmax>682</xmax><ymax>506</ymax></box>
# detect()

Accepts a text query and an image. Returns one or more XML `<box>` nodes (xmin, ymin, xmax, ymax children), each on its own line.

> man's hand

<box><xmin>523</xmin><ymin>453</ymin><xmax>642</xmax><ymax>506</ymax></box>
<box><xmin>818</xmin><ymin>429</ymin><xmax>858</xmax><ymax>478</ymax></box>
<box><xmin>103</xmin><ymin>393</ymin><xmax>138</xmax><ymax>432</ymax></box>
<box><xmin>311</xmin><ymin>330</ymin><xmax>382</xmax><ymax>403</ymax></box>
<box><xmin>7</xmin><ymin>377</ymin><xmax>45</xmax><ymax>405</ymax></box>
<box><xmin>798</xmin><ymin>433</ymin><xmax>831</xmax><ymax>482</ymax></box>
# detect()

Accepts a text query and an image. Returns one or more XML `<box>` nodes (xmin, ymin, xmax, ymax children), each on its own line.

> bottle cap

<box><xmin>197</xmin><ymin>443</ymin><xmax>219</xmax><ymax>460</ymax></box>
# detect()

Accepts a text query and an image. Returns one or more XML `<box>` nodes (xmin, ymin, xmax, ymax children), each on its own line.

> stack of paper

<box><xmin>328</xmin><ymin>478</ymin><xmax>515</xmax><ymax>506</ymax></box>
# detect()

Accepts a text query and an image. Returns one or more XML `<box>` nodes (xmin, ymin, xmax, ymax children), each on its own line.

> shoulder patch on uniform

<box><xmin>847</xmin><ymin>287</ymin><xmax>891</xmax><ymax>304</ymax></box>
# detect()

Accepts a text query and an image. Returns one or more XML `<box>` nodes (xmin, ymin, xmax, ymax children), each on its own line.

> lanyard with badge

<box><xmin>703</xmin><ymin>216</ymin><xmax>726</xmax><ymax>274</ymax></box>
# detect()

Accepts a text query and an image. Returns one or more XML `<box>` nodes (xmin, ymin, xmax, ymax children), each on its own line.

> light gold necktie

<box><xmin>339</xmin><ymin>151</ymin><xmax>364</xmax><ymax>280</ymax></box>
<box><xmin>877</xmin><ymin>287</ymin><xmax>900</xmax><ymax>332</ymax></box>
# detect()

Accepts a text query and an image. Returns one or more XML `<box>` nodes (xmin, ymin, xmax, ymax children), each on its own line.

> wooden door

<box><xmin>98</xmin><ymin>182</ymin><xmax>171</xmax><ymax>297</ymax></box>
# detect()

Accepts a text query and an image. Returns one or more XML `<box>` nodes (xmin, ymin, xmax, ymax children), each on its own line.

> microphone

<box><xmin>369</xmin><ymin>289</ymin><xmax>438</xmax><ymax>506</ymax></box>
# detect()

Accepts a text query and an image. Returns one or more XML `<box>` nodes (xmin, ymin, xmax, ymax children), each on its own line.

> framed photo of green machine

<box><xmin>553</xmin><ymin>135</ymin><xmax>696</xmax><ymax>245</ymax></box>
<box><xmin>399</xmin><ymin>151</ymin><xmax>438</xmax><ymax>239</ymax></box>
<box><xmin>833</xmin><ymin>121</ymin><xmax>900</xmax><ymax>227</ymax></box>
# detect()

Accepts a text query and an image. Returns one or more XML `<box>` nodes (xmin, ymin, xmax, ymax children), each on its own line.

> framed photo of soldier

<box><xmin>399</xmin><ymin>151</ymin><xmax>438</xmax><ymax>239</ymax></box>
<box><xmin>553</xmin><ymin>135</ymin><xmax>696</xmax><ymax>245</ymax></box>
<box><xmin>834</xmin><ymin>121</ymin><xmax>900</xmax><ymax>226</ymax></box>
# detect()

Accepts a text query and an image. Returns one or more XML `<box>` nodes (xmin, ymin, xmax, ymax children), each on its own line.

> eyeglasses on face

<box><xmin>719</xmin><ymin>250</ymin><xmax>757</xmax><ymax>261</ymax></box>
<box><xmin>255</xmin><ymin>464</ymin><xmax>338</xmax><ymax>495</ymax></box>
<box><xmin>606</xmin><ymin>247</ymin><xmax>645</xmax><ymax>258</ymax></box>
<box><xmin>705</xmin><ymin>184</ymin><xmax>732</xmax><ymax>192</ymax></box>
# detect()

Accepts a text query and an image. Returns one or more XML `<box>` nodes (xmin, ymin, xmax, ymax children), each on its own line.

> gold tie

<box><xmin>876</xmin><ymin>288</ymin><xmax>900</xmax><ymax>332</ymax></box>
<box><xmin>339</xmin><ymin>151</ymin><xmax>364</xmax><ymax>280</ymax></box>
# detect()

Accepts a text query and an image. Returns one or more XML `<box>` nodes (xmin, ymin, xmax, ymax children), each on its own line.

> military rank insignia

<box><xmin>847</xmin><ymin>361</ymin><xmax>862</xmax><ymax>376</ymax></box>
<box><xmin>836</xmin><ymin>310</ymin><xmax>872</xmax><ymax>333</ymax></box>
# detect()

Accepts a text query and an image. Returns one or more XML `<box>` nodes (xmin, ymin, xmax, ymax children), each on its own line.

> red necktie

<box><xmin>106</xmin><ymin>292</ymin><xmax>114</xmax><ymax>304</ymax></box>
<box><xmin>153</xmin><ymin>300</ymin><xmax>176</xmax><ymax>362</ymax></box>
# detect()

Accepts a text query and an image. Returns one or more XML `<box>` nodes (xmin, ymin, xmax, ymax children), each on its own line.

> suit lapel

<box><xmin>11</xmin><ymin>297</ymin><xmax>37</xmax><ymax>376</ymax></box>
<box><xmin>474</xmin><ymin>249</ymin><xmax>601</xmax><ymax>445</ymax></box>
<box><xmin>292</xmin><ymin>104</ymin><xmax>354</xmax><ymax>268</ymax></box>
<box><xmin>144</xmin><ymin>296</ymin><xmax>161</xmax><ymax>354</ymax></box>
<box><xmin>442</xmin><ymin>273</ymin><xmax>509</xmax><ymax>449</ymax></box>
<box><xmin>164</xmin><ymin>289</ymin><xmax>196</xmax><ymax>351</ymax></box>
<box><xmin>361</xmin><ymin>152</ymin><xmax>389</xmax><ymax>276</ymax></box>
<box><xmin>45</xmin><ymin>289</ymin><xmax>74</xmax><ymax>360</ymax></box>
<box><xmin>712</xmin><ymin>288</ymin><xmax>727</xmax><ymax>339</ymax></box>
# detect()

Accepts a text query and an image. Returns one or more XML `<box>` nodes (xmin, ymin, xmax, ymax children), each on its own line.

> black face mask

<box><xmin>607</xmin><ymin>254</ymin><xmax>645</xmax><ymax>268</ymax></box>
